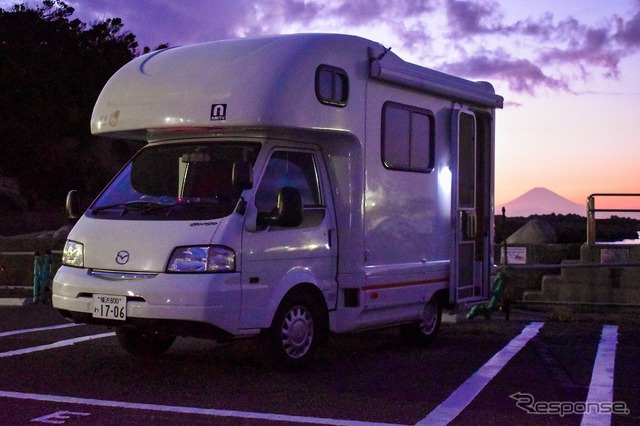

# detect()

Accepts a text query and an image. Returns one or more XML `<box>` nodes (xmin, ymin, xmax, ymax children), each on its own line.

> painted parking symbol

<box><xmin>31</xmin><ymin>410</ymin><xmax>90</xmax><ymax>424</ymax></box>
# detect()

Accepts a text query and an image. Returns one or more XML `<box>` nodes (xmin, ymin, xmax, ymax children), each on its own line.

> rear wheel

<box><xmin>265</xmin><ymin>291</ymin><xmax>325</xmax><ymax>370</ymax></box>
<box><xmin>401</xmin><ymin>297</ymin><xmax>442</xmax><ymax>344</ymax></box>
<box><xmin>115</xmin><ymin>327</ymin><xmax>175</xmax><ymax>358</ymax></box>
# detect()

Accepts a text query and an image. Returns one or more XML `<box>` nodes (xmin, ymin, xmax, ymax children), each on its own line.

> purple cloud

<box><xmin>539</xmin><ymin>27</ymin><xmax>622</xmax><ymax>79</ymax></box>
<box><xmin>615</xmin><ymin>11</ymin><xmax>640</xmax><ymax>49</ymax></box>
<box><xmin>441</xmin><ymin>53</ymin><xmax>570</xmax><ymax>95</ymax></box>
<box><xmin>333</xmin><ymin>0</ymin><xmax>436</xmax><ymax>25</ymax></box>
<box><xmin>62</xmin><ymin>0</ymin><xmax>640</xmax><ymax>95</ymax></box>
<box><xmin>445</xmin><ymin>0</ymin><xmax>502</xmax><ymax>36</ymax></box>
<box><xmin>69</xmin><ymin>0</ymin><xmax>248</xmax><ymax>48</ymax></box>
<box><xmin>441</xmin><ymin>1</ymin><xmax>640</xmax><ymax>93</ymax></box>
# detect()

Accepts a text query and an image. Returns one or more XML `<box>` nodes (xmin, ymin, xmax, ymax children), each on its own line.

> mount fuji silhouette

<box><xmin>497</xmin><ymin>187</ymin><xmax>584</xmax><ymax>217</ymax></box>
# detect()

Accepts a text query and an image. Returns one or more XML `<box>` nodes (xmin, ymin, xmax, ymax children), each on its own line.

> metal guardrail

<box><xmin>495</xmin><ymin>203</ymin><xmax>640</xmax><ymax>272</ymax></box>
<box><xmin>492</xmin><ymin>206</ymin><xmax>640</xmax><ymax>308</ymax></box>
<box><xmin>0</xmin><ymin>251</ymin><xmax>62</xmax><ymax>288</ymax></box>
<box><xmin>0</xmin><ymin>250</ymin><xmax>63</xmax><ymax>257</ymax></box>
<box><xmin>504</xmin><ymin>263</ymin><xmax>640</xmax><ymax>270</ymax></box>
<box><xmin>0</xmin><ymin>251</ymin><xmax>63</xmax><ymax>256</ymax></box>
<box><xmin>587</xmin><ymin>193</ymin><xmax>640</xmax><ymax>245</ymax></box>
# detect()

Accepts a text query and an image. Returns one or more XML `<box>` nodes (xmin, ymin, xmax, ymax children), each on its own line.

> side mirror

<box><xmin>275</xmin><ymin>187</ymin><xmax>303</xmax><ymax>227</ymax></box>
<box><xmin>258</xmin><ymin>187</ymin><xmax>303</xmax><ymax>228</ymax></box>
<box><xmin>65</xmin><ymin>190</ymin><xmax>81</xmax><ymax>223</ymax></box>
<box><xmin>232</xmin><ymin>161</ymin><xmax>253</xmax><ymax>192</ymax></box>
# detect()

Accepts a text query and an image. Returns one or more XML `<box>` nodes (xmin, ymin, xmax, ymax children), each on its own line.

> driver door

<box><xmin>240</xmin><ymin>147</ymin><xmax>337</xmax><ymax>329</ymax></box>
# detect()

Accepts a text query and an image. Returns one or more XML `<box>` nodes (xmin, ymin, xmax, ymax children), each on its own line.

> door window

<box><xmin>255</xmin><ymin>151</ymin><xmax>322</xmax><ymax>212</ymax></box>
<box><xmin>457</xmin><ymin>112</ymin><xmax>476</xmax><ymax>209</ymax></box>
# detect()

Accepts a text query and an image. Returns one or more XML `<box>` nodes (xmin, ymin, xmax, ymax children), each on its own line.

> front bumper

<box><xmin>52</xmin><ymin>266</ymin><xmax>243</xmax><ymax>337</ymax></box>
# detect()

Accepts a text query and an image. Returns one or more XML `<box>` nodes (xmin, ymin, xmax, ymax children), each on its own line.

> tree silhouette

<box><xmin>0</xmin><ymin>1</ymin><xmax>158</xmax><ymax>211</ymax></box>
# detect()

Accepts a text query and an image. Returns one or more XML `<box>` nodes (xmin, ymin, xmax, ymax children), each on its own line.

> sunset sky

<box><xmin>8</xmin><ymin>0</ymin><xmax>640</xmax><ymax>209</ymax></box>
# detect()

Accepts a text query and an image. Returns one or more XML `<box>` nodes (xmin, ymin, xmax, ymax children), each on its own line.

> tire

<box><xmin>115</xmin><ymin>327</ymin><xmax>175</xmax><ymax>358</ymax></box>
<box><xmin>265</xmin><ymin>291</ymin><xmax>325</xmax><ymax>370</ymax></box>
<box><xmin>401</xmin><ymin>297</ymin><xmax>442</xmax><ymax>345</ymax></box>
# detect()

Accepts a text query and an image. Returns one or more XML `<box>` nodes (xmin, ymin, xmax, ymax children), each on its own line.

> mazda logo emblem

<box><xmin>115</xmin><ymin>250</ymin><xmax>130</xmax><ymax>265</ymax></box>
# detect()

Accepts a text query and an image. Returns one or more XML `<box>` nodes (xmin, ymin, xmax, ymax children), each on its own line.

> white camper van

<box><xmin>53</xmin><ymin>33</ymin><xmax>503</xmax><ymax>368</ymax></box>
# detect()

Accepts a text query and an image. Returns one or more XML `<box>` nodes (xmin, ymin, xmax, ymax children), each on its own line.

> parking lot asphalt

<box><xmin>2</xmin><ymin>302</ymin><xmax>639</xmax><ymax>425</ymax></box>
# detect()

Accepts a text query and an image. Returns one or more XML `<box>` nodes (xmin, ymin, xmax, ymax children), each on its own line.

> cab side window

<box><xmin>255</xmin><ymin>151</ymin><xmax>322</xmax><ymax>213</ymax></box>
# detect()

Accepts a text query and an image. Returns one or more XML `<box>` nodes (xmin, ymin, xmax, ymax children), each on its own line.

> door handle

<box><xmin>460</xmin><ymin>211</ymin><xmax>477</xmax><ymax>240</ymax></box>
<box><xmin>469</xmin><ymin>212</ymin><xmax>477</xmax><ymax>239</ymax></box>
<box><xmin>328</xmin><ymin>228</ymin><xmax>335</xmax><ymax>248</ymax></box>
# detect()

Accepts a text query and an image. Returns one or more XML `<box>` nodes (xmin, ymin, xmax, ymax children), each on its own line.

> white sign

<box><xmin>501</xmin><ymin>247</ymin><xmax>527</xmax><ymax>265</ymax></box>
<box><xmin>601</xmin><ymin>248</ymin><xmax>629</xmax><ymax>264</ymax></box>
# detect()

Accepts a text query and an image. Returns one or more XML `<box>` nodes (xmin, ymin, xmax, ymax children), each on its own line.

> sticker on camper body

<box><xmin>95</xmin><ymin>110</ymin><xmax>120</xmax><ymax>128</ymax></box>
<box><xmin>190</xmin><ymin>222</ymin><xmax>218</xmax><ymax>227</ymax></box>
<box><xmin>210</xmin><ymin>104</ymin><xmax>227</xmax><ymax>121</ymax></box>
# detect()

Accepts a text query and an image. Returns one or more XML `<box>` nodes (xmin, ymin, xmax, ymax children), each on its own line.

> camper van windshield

<box><xmin>90</xmin><ymin>142</ymin><xmax>261</xmax><ymax>220</ymax></box>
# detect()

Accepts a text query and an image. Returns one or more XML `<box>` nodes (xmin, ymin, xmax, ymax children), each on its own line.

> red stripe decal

<box><xmin>363</xmin><ymin>276</ymin><xmax>450</xmax><ymax>291</ymax></box>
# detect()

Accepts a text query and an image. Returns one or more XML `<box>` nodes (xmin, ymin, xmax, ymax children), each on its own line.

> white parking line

<box><xmin>0</xmin><ymin>390</ymin><xmax>406</xmax><ymax>426</ymax></box>
<box><xmin>417</xmin><ymin>321</ymin><xmax>545</xmax><ymax>426</ymax></box>
<box><xmin>9</xmin><ymin>320</ymin><xmax>615</xmax><ymax>425</ymax></box>
<box><xmin>581</xmin><ymin>325</ymin><xmax>619</xmax><ymax>426</ymax></box>
<box><xmin>0</xmin><ymin>332</ymin><xmax>115</xmax><ymax>358</ymax></box>
<box><xmin>0</xmin><ymin>323</ymin><xmax>80</xmax><ymax>338</ymax></box>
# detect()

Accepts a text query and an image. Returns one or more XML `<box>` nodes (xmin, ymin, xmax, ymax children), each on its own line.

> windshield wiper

<box><xmin>92</xmin><ymin>200</ymin><xmax>174</xmax><ymax>215</ymax></box>
<box><xmin>92</xmin><ymin>199</ymin><xmax>228</xmax><ymax>216</ymax></box>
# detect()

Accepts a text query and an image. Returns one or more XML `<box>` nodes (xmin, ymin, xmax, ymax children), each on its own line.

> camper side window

<box><xmin>382</xmin><ymin>102</ymin><xmax>435</xmax><ymax>173</ymax></box>
<box><xmin>315</xmin><ymin>65</ymin><xmax>349</xmax><ymax>107</ymax></box>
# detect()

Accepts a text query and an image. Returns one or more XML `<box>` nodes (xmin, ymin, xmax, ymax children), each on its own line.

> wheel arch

<box><xmin>434</xmin><ymin>287</ymin><xmax>452</xmax><ymax>310</ymax></box>
<box><xmin>264</xmin><ymin>267</ymin><xmax>326</xmax><ymax>317</ymax></box>
<box><xmin>271</xmin><ymin>280</ymin><xmax>330</xmax><ymax>344</ymax></box>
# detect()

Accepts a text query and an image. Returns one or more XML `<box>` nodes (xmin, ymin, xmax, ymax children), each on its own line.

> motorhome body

<box><xmin>53</xmin><ymin>33</ymin><xmax>503</xmax><ymax>368</ymax></box>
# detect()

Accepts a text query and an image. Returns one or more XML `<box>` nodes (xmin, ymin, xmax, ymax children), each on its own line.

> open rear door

<box><xmin>451</xmin><ymin>108</ymin><xmax>492</xmax><ymax>304</ymax></box>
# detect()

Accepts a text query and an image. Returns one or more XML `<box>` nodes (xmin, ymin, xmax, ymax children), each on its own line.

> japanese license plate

<box><xmin>92</xmin><ymin>294</ymin><xmax>127</xmax><ymax>320</ymax></box>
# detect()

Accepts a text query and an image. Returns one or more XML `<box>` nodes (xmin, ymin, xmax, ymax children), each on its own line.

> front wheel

<box><xmin>115</xmin><ymin>327</ymin><xmax>175</xmax><ymax>358</ymax></box>
<box><xmin>265</xmin><ymin>292</ymin><xmax>325</xmax><ymax>370</ymax></box>
<box><xmin>401</xmin><ymin>297</ymin><xmax>442</xmax><ymax>345</ymax></box>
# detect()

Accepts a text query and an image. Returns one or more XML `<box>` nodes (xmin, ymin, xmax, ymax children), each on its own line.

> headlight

<box><xmin>167</xmin><ymin>245</ymin><xmax>235</xmax><ymax>273</ymax></box>
<box><xmin>62</xmin><ymin>240</ymin><xmax>84</xmax><ymax>267</ymax></box>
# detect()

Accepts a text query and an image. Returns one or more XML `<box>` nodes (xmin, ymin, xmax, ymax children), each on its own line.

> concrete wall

<box><xmin>524</xmin><ymin>244</ymin><xmax>640</xmax><ymax>304</ymax></box>
<box><xmin>0</xmin><ymin>231</ymin><xmax>67</xmax><ymax>292</ymax></box>
<box><xmin>495</xmin><ymin>243</ymin><xmax>581</xmax><ymax>300</ymax></box>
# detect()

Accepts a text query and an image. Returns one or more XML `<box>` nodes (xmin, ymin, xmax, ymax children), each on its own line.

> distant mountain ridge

<box><xmin>497</xmin><ymin>187</ymin><xmax>584</xmax><ymax>217</ymax></box>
